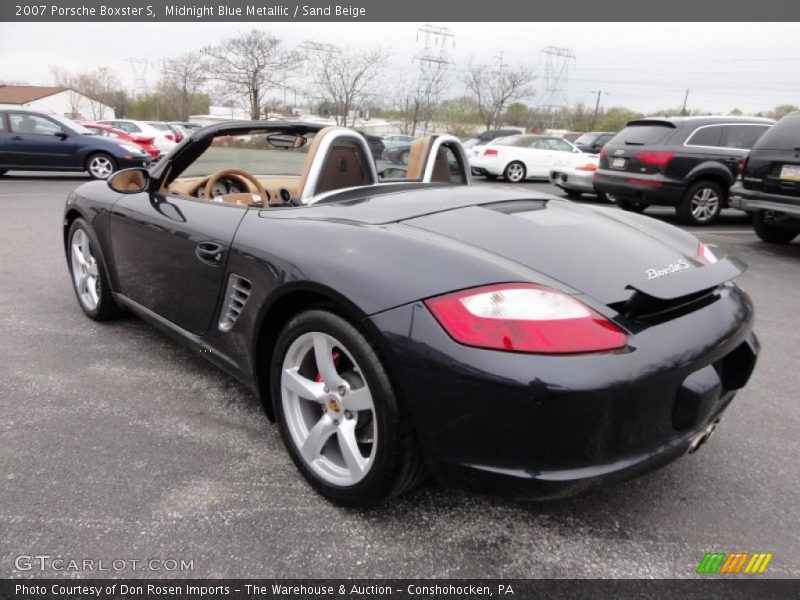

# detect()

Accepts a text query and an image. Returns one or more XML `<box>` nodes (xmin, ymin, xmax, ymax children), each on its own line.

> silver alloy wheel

<box><xmin>506</xmin><ymin>162</ymin><xmax>525</xmax><ymax>182</ymax></box>
<box><xmin>690</xmin><ymin>187</ymin><xmax>720</xmax><ymax>222</ymax></box>
<box><xmin>70</xmin><ymin>229</ymin><xmax>100</xmax><ymax>310</ymax></box>
<box><xmin>88</xmin><ymin>155</ymin><xmax>113</xmax><ymax>179</ymax></box>
<box><xmin>281</xmin><ymin>331</ymin><xmax>377</xmax><ymax>486</ymax></box>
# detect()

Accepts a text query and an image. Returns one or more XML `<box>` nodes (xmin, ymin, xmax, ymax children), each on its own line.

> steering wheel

<box><xmin>203</xmin><ymin>168</ymin><xmax>270</xmax><ymax>206</ymax></box>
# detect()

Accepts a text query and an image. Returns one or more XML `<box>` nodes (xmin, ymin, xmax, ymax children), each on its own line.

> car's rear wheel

<box><xmin>616</xmin><ymin>197</ymin><xmax>647</xmax><ymax>213</ymax></box>
<box><xmin>753</xmin><ymin>212</ymin><xmax>799</xmax><ymax>244</ymax></box>
<box><xmin>272</xmin><ymin>309</ymin><xmax>425</xmax><ymax>507</ymax></box>
<box><xmin>67</xmin><ymin>219</ymin><xmax>123</xmax><ymax>321</ymax></box>
<box><xmin>678</xmin><ymin>180</ymin><xmax>723</xmax><ymax>225</ymax></box>
<box><xmin>504</xmin><ymin>161</ymin><xmax>526</xmax><ymax>183</ymax></box>
<box><xmin>86</xmin><ymin>153</ymin><xmax>116</xmax><ymax>180</ymax></box>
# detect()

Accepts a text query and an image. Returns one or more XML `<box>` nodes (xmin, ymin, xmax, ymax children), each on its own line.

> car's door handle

<box><xmin>11</xmin><ymin>135</ymin><xmax>22</xmax><ymax>141</ymax></box>
<box><xmin>195</xmin><ymin>241</ymin><xmax>223</xmax><ymax>266</ymax></box>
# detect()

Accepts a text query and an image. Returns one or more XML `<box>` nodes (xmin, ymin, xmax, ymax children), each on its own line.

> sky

<box><xmin>1</xmin><ymin>22</ymin><xmax>799</xmax><ymax>114</ymax></box>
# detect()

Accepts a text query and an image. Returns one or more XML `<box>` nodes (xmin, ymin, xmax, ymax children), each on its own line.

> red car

<box><xmin>82</xmin><ymin>123</ymin><xmax>160</xmax><ymax>160</ymax></box>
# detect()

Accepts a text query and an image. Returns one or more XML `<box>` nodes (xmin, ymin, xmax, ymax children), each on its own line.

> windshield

<box><xmin>181</xmin><ymin>131</ymin><xmax>314</xmax><ymax>178</ymax></box>
<box><xmin>49</xmin><ymin>113</ymin><xmax>93</xmax><ymax>135</ymax></box>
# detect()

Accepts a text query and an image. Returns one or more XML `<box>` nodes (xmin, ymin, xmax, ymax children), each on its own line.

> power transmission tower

<box><xmin>127</xmin><ymin>58</ymin><xmax>150</xmax><ymax>97</ymax></box>
<box><xmin>413</xmin><ymin>24</ymin><xmax>454</xmax><ymax>134</ymax></box>
<box><xmin>538</xmin><ymin>45</ymin><xmax>576</xmax><ymax>129</ymax></box>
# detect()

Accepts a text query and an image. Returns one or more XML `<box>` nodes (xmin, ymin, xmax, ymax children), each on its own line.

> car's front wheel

<box><xmin>66</xmin><ymin>219</ymin><xmax>123</xmax><ymax>321</ymax></box>
<box><xmin>753</xmin><ymin>212</ymin><xmax>799</xmax><ymax>244</ymax></box>
<box><xmin>271</xmin><ymin>309</ymin><xmax>424</xmax><ymax>507</ymax></box>
<box><xmin>678</xmin><ymin>180</ymin><xmax>723</xmax><ymax>225</ymax></box>
<box><xmin>504</xmin><ymin>161</ymin><xmax>526</xmax><ymax>183</ymax></box>
<box><xmin>86</xmin><ymin>153</ymin><xmax>116</xmax><ymax>180</ymax></box>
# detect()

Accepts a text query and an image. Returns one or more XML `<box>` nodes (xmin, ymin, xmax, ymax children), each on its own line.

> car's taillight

<box><xmin>598</xmin><ymin>147</ymin><xmax>608</xmax><ymax>158</ymax></box>
<box><xmin>738</xmin><ymin>156</ymin><xmax>748</xmax><ymax>175</ymax></box>
<box><xmin>697</xmin><ymin>241</ymin><xmax>718</xmax><ymax>264</ymax></box>
<box><xmin>635</xmin><ymin>150</ymin><xmax>674</xmax><ymax>167</ymax></box>
<box><xmin>165</xmin><ymin>134</ymin><xmax>175</xmax><ymax>141</ymax></box>
<box><xmin>483</xmin><ymin>148</ymin><xmax>498</xmax><ymax>157</ymax></box>
<box><xmin>424</xmin><ymin>283</ymin><xmax>627</xmax><ymax>354</ymax></box>
<box><xmin>575</xmin><ymin>163</ymin><xmax>598</xmax><ymax>172</ymax></box>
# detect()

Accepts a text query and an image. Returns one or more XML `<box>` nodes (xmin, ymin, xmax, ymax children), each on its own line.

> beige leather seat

<box><xmin>405</xmin><ymin>135</ymin><xmax>452</xmax><ymax>183</ymax></box>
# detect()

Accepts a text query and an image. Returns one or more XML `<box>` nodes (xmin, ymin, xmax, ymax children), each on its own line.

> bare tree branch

<box><xmin>462</xmin><ymin>59</ymin><xmax>536</xmax><ymax>130</ymax></box>
<box><xmin>304</xmin><ymin>43</ymin><xmax>388</xmax><ymax>127</ymax></box>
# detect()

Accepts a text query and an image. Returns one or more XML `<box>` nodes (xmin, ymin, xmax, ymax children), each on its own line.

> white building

<box><xmin>0</xmin><ymin>85</ymin><xmax>115</xmax><ymax>121</ymax></box>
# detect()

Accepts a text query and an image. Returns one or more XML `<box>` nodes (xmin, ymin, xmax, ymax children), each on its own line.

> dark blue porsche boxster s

<box><xmin>63</xmin><ymin>121</ymin><xmax>758</xmax><ymax>506</ymax></box>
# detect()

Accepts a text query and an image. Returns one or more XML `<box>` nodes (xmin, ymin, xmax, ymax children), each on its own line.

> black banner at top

<box><xmin>2</xmin><ymin>0</ymin><xmax>800</xmax><ymax>22</ymax></box>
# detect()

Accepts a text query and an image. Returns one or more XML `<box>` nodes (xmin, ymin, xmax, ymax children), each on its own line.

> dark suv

<box><xmin>731</xmin><ymin>112</ymin><xmax>800</xmax><ymax>244</ymax></box>
<box><xmin>594</xmin><ymin>116</ymin><xmax>773</xmax><ymax>225</ymax></box>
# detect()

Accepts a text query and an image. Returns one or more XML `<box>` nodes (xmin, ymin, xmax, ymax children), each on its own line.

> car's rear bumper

<box><xmin>594</xmin><ymin>170</ymin><xmax>685</xmax><ymax>205</ymax></box>
<box><xmin>369</xmin><ymin>283</ymin><xmax>758</xmax><ymax>498</ymax></box>
<box><xmin>117</xmin><ymin>156</ymin><xmax>151</xmax><ymax>169</ymax></box>
<box><xmin>730</xmin><ymin>183</ymin><xmax>800</xmax><ymax>217</ymax></box>
<box><xmin>550</xmin><ymin>167</ymin><xmax>596</xmax><ymax>193</ymax></box>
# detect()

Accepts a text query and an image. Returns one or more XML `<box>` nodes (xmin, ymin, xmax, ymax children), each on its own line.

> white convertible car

<box><xmin>470</xmin><ymin>134</ymin><xmax>585</xmax><ymax>182</ymax></box>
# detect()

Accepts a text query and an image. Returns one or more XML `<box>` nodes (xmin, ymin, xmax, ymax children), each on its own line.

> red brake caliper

<box><xmin>314</xmin><ymin>350</ymin><xmax>342</xmax><ymax>383</ymax></box>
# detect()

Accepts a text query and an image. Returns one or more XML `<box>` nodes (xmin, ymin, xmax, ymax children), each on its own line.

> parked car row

<box><xmin>0</xmin><ymin>109</ymin><xmax>152</xmax><ymax>179</ymax></box>
<box><xmin>0</xmin><ymin>110</ymin><xmax>207</xmax><ymax>180</ymax></box>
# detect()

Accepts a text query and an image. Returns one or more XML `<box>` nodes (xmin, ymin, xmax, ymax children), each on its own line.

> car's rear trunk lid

<box><xmin>403</xmin><ymin>198</ymin><xmax>733</xmax><ymax>306</ymax></box>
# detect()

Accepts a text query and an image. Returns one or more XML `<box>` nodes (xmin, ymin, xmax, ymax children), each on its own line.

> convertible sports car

<box><xmin>63</xmin><ymin>121</ymin><xmax>758</xmax><ymax>507</ymax></box>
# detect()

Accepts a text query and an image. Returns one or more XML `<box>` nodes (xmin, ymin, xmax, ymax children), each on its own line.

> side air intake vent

<box><xmin>218</xmin><ymin>274</ymin><xmax>252</xmax><ymax>332</ymax></box>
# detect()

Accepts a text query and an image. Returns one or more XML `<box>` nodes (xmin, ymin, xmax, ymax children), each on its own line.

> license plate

<box><xmin>611</xmin><ymin>158</ymin><xmax>626</xmax><ymax>169</ymax></box>
<box><xmin>779</xmin><ymin>164</ymin><xmax>800</xmax><ymax>181</ymax></box>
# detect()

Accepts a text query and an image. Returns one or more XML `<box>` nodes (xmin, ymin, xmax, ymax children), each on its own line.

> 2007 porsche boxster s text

<box><xmin>63</xmin><ymin>121</ymin><xmax>758</xmax><ymax>506</ymax></box>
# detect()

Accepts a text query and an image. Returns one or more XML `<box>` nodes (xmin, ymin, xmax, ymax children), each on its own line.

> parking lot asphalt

<box><xmin>1</xmin><ymin>172</ymin><xmax>799</xmax><ymax>579</ymax></box>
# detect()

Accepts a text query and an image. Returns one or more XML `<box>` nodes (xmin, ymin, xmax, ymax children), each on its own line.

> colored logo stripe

<box><xmin>697</xmin><ymin>552</ymin><xmax>773</xmax><ymax>574</ymax></box>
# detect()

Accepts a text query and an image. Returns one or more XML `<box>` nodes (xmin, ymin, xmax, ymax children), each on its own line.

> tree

<box><xmin>461</xmin><ymin>58</ymin><xmax>535</xmax><ymax>130</ymax></box>
<box><xmin>159</xmin><ymin>52</ymin><xmax>208</xmax><ymax>121</ymax></box>
<box><xmin>768</xmin><ymin>104</ymin><xmax>799</xmax><ymax>120</ymax></box>
<box><xmin>202</xmin><ymin>29</ymin><xmax>300</xmax><ymax>120</ymax></box>
<box><xmin>503</xmin><ymin>102</ymin><xmax>532</xmax><ymax>128</ymax></box>
<box><xmin>304</xmin><ymin>43</ymin><xmax>388</xmax><ymax>127</ymax></box>
<box><xmin>50</xmin><ymin>66</ymin><xmax>86</xmax><ymax>118</ymax></box>
<box><xmin>434</xmin><ymin>96</ymin><xmax>482</xmax><ymax>138</ymax></box>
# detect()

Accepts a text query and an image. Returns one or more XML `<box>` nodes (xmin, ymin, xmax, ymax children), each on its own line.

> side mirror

<box><xmin>108</xmin><ymin>168</ymin><xmax>150</xmax><ymax>194</ymax></box>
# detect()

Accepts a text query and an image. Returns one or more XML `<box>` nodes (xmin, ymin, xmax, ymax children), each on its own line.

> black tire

<box><xmin>503</xmin><ymin>161</ymin><xmax>526</xmax><ymax>183</ymax></box>
<box><xmin>66</xmin><ymin>218</ymin><xmax>124</xmax><ymax>321</ymax></box>
<box><xmin>271</xmin><ymin>309</ymin><xmax>425</xmax><ymax>507</ymax></box>
<box><xmin>595</xmin><ymin>189</ymin><xmax>615</xmax><ymax>203</ymax></box>
<box><xmin>678</xmin><ymin>180</ymin><xmax>723</xmax><ymax>226</ymax></box>
<box><xmin>86</xmin><ymin>152</ymin><xmax>117</xmax><ymax>180</ymax></box>
<box><xmin>753</xmin><ymin>212</ymin><xmax>799</xmax><ymax>244</ymax></box>
<box><xmin>565</xmin><ymin>189</ymin><xmax>582</xmax><ymax>199</ymax></box>
<box><xmin>616</xmin><ymin>196</ymin><xmax>647</xmax><ymax>213</ymax></box>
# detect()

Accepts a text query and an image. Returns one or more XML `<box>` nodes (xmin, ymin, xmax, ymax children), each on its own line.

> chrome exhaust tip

<box><xmin>688</xmin><ymin>421</ymin><xmax>719</xmax><ymax>454</ymax></box>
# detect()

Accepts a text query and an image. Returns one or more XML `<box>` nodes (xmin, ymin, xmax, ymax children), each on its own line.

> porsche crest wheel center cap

<box><xmin>327</xmin><ymin>397</ymin><xmax>342</xmax><ymax>414</ymax></box>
